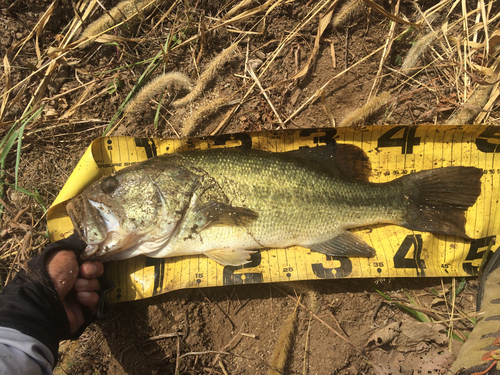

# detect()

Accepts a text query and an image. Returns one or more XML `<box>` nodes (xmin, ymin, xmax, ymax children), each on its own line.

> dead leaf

<box><xmin>364</xmin><ymin>321</ymin><xmax>447</xmax><ymax>354</ymax></box>
<box><xmin>395</xmin><ymin>321</ymin><xmax>447</xmax><ymax>352</ymax></box>
<box><xmin>292</xmin><ymin>2</ymin><xmax>336</xmax><ymax>80</ymax></box>
<box><xmin>364</xmin><ymin>322</ymin><xmax>401</xmax><ymax>352</ymax></box>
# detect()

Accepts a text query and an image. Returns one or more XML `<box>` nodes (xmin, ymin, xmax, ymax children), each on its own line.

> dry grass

<box><xmin>0</xmin><ymin>0</ymin><xmax>498</xmax><ymax>372</ymax></box>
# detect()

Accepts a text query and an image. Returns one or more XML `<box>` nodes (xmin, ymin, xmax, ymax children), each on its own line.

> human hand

<box><xmin>45</xmin><ymin>250</ymin><xmax>104</xmax><ymax>334</ymax></box>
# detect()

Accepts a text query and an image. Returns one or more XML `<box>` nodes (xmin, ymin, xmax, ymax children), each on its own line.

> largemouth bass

<box><xmin>66</xmin><ymin>144</ymin><xmax>482</xmax><ymax>266</ymax></box>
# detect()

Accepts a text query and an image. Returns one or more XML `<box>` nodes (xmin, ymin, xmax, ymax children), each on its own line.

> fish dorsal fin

<box><xmin>285</xmin><ymin>144</ymin><xmax>371</xmax><ymax>182</ymax></box>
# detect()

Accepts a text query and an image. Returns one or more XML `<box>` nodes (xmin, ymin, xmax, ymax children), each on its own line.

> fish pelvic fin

<box><xmin>309</xmin><ymin>231</ymin><xmax>376</xmax><ymax>257</ymax></box>
<box><xmin>204</xmin><ymin>248</ymin><xmax>256</xmax><ymax>266</ymax></box>
<box><xmin>398</xmin><ymin>166</ymin><xmax>483</xmax><ymax>238</ymax></box>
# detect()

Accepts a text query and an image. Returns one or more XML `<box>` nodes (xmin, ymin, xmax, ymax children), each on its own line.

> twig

<box><xmin>330</xmin><ymin>40</ymin><xmax>336</xmax><ymax>69</ymax></box>
<box><xmin>328</xmin><ymin>311</ymin><xmax>349</xmax><ymax>338</ymax></box>
<box><xmin>218</xmin><ymin>359</ymin><xmax>229</xmax><ymax>375</ymax></box>
<box><xmin>448</xmin><ymin>278</ymin><xmax>456</xmax><ymax>351</ymax></box>
<box><xmin>6</xmin><ymin>230</ymin><xmax>31</xmax><ymax>284</ymax></box>
<box><xmin>0</xmin><ymin>198</ymin><xmax>15</xmax><ymax>216</ymax></box>
<box><xmin>246</xmin><ymin>63</ymin><xmax>284</xmax><ymax>129</ymax></box>
<box><xmin>179</xmin><ymin>350</ymin><xmax>251</xmax><ymax>361</ymax></box>
<box><xmin>12</xmin><ymin>206</ymin><xmax>30</xmax><ymax>223</ymax></box>
<box><xmin>119</xmin><ymin>332</ymin><xmax>180</xmax><ymax>362</ymax></box>
<box><xmin>368</xmin><ymin>0</ymin><xmax>399</xmax><ymax>100</ymax></box>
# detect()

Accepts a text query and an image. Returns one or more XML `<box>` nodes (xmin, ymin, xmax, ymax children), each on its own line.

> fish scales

<box><xmin>177</xmin><ymin>149</ymin><xmax>405</xmax><ymax>247</ymax></box>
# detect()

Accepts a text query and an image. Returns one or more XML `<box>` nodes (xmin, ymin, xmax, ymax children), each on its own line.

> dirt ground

<box><xmin>0</xmin><ymin>0</ymin><xmax>499</xmax><ymax>374</ymax></box>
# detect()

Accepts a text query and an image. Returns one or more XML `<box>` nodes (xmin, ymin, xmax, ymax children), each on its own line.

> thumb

<box><xmin>45</xmin><ymin>250</ymin><xmax>80</xmax><ymax>299</ymax></box>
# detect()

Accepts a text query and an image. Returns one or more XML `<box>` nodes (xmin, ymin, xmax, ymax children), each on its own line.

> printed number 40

<box><xmin>377</xmin><ymin>126</ymin><xmax>421</xmax><ymax>154</ymax></box>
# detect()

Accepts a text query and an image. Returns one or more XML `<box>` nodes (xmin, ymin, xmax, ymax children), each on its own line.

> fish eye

<box><xmin>101</xmin><ymin>176</ymin><xmax>119</xmax><ymax>194</ymax></box>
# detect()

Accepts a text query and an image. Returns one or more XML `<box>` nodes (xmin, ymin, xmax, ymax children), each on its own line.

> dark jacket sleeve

<box><xmin>0</xmin><ymin>234</ymin><xmax>88</xmax><ymax>366</ymax></box>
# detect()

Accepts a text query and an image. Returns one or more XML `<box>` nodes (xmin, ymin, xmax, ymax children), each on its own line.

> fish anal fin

<box><xmin>309</xmin><ymin>231</ymin><xmax>376</xmax><ymax>257</ymax></box>
<box><xmin>285</xmin><ymin>144</ymin><xmax>371</xmax><ymax>182</ymax></box>
<box><xmin>197</xmin><ymin>201</ymin><xmax>259</xmax><ymax>229</ymax></box>
<box><xmin>205</xmin><ymin>248</ymin><xmax>256</xmax><ymax>266</ymax></box>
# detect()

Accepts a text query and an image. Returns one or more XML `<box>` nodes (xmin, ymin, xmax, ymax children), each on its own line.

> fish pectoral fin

<box><xmin>204</xmin><ymin>248</ymin><xmax>256</xmax><ymax>266</ymax></box>
<box><xmin>198</xmin><ymin>201</ymin><xmax>259</xmax><ymax>229</ymax></box>
<box><xmin>309</xmin><ymin>231</ymin><xmax>376</xmax><ymax>257</ymax></box>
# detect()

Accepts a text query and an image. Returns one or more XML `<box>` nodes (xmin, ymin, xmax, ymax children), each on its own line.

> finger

<box><xmin>63</xmin><ymin>295</ymin><xmax>85</xmax><ymax>334</ymax></box>
<box><xmin>45</xmin><ymin>250</ymin><xmax>79</xmax><ymax>299</ymax></box>
<box><xmin>76</xmin><ymin>291</ymin><xmax>99</xmax><ymax>314</ymax></box>
<box><xmin>79</xmin><ymin>261</ymin><xmax>104</xmax><ymax>279</ymax></box>
<box><xmin>73</xmin><ymin>278</ymin><xmax>101</xmax><ymax>292</ymax></box>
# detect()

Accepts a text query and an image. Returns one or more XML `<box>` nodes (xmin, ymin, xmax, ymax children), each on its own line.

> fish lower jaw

<box><xmin>85</xmin><ymin>231</ymin><xmax>148</xmax><ymax>260</ymax></box>
<box><xmin>81</xmin><ymin>244</ymin><xmax>99</xmax><ymax>260</ymax></box>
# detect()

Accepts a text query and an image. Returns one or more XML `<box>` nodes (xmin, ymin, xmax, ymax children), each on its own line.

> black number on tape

<box><xmin>212</xmin><ymin>133</ymin><xmax>253</xmax><ymax>149</ymax></box>
<box><xmin>393</xmin><ymin>234</ymin><xmax>426</xmax><ymax>276</ymax></box>
<box><xmin>145</xmin><ymin>257</ymin><xmax>165</xmax><ymax>296</ymax></box>
<box><xmin>222</xmin><ymin>252</ymin><xmax>263</xmax><ymax>285</ymax></box>
<box><xmin>475</xmin><ymin>126</ymin><xmax>500</xmax><ymax>153</ymax></box>
<box><xmin>299</xmin><ymin>128</ymin><xmax>337</xmax><ymax>145</ymax></box>
<box><xmin>311</xmin><ymin>256</ymin><xmax>352</xmax><ymax>279</ymax></box>
<box><xmin>377</xmin><ymin>126</ymin><xmax>420</xmax><ymax>154</ymax></box>
<box><xmin>135</xmin><ymin>138</ymin><xmax>158</xmax><ymax>158</ymax></box>
<box><xmin>463</xmin><ymin>236</ymin><xmax>496</xmax><ymax>276</ymax></box>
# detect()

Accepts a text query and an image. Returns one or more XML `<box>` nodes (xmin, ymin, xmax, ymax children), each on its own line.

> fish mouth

<box><xmin>85</xmin><ymin>200</ymin><xmax>142</xmax><ymax>261</ymax></box>
<box><xmin>67</xmin><ymin>197</ymin><xmax>135</xmax><ymax>261</ymax></box>
<box><xmin>67</xmin><ymin>197</ymin><xmax>107</xmax><ymax>242</ymax></box>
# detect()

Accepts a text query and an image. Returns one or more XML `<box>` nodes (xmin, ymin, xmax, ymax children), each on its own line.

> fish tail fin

<box><xmin>399</xmin><ymin>166</ymin><xmax>483</xmax><ymax>238</ymax></box>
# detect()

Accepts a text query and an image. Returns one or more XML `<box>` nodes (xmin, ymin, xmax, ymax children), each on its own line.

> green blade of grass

<box><xmin>15</xmin><ymin>118</ymin><xmax>27</xmax><ymax>190</ymax></box>
<box><xmin>451</xmin><ymin>331</ymin><xmax>465</xmax><ymax>343</ymax></box>
<box><xmin>375</xmin><ymin>288</ymin><xmax>430</xmax><ymax>322</ymax></box>
<box><xmin>0</xmin><ymin>106</ymin><xmax>43</xmax><ymax>217</ymax></box>
<box><xmin>154</xmin><ymin>92</ymin><xmax>163</xmax><ymax>130</ymax></box>
<box><xmin>455</xmin><ymin>278</ymin><xmax>467</xmax><ymax>297</ymax></box>
<box><xmin>6</xmin><ymin>184</ymin><xmax>47</xmax><ymax>212</ymax></box>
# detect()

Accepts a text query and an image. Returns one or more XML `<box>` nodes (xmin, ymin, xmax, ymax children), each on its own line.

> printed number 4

<box><xmin>377</xmin><ymin>126</ymin><xmax>420</xmax><ymax>154</ymax></box>
<box><xmin>393</xmin><ymin>234</ymin><xmax>426</xmax><ymax>276</ymax></box>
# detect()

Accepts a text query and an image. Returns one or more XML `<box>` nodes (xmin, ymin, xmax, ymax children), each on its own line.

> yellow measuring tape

<box><xmin>47</xmin><ymin>125</ymin><xmax>500</xmax><ymax>303</ymax></box>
